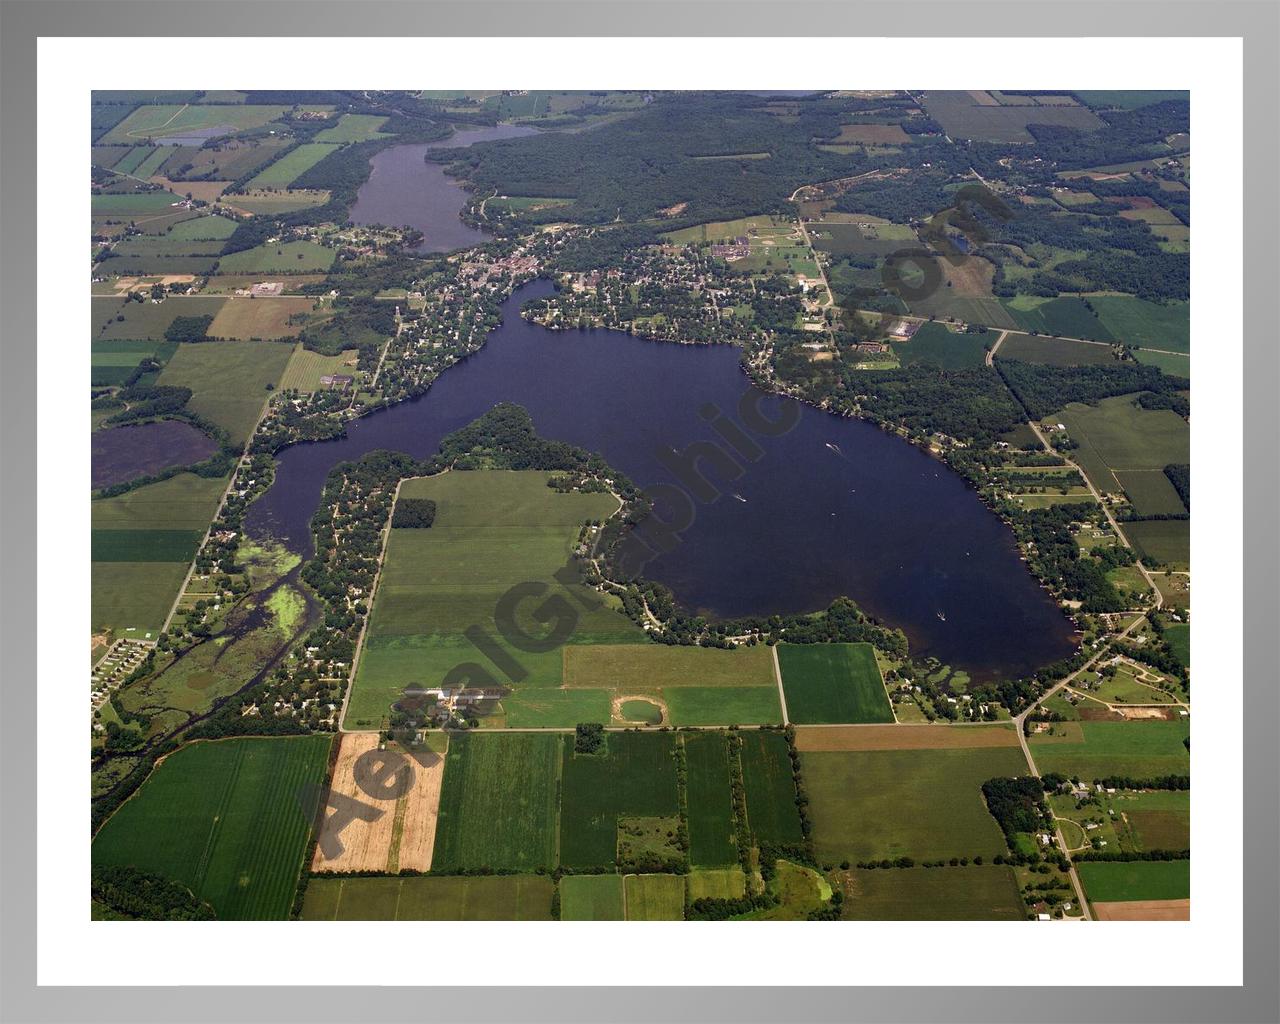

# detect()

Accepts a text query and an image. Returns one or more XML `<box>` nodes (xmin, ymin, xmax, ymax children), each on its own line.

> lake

<box><xmin>92</xmin><ymin>420</ymin><xmax>218</xmax><ymax>490</ymax></box>
<box><xmin>349</xmin><ymin>125</ymin><xmax>540</xmax><ymax>252</ymax></box>
<box><xmin>247</xmin><ymin>280</ymin><xmax>1077</xmax><ymax>680</ymax></box>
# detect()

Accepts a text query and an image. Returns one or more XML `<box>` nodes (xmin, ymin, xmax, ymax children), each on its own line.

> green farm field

<box><xmin>739</xmin><ymin>731</ymin><xmax>803</xmax><ymax>844</ymax></box>
<box><xmin>1001</xmin><ymin>296</ymin><xmax>1114</xmax><ymax>341</ymax></box>
<box><xmin>91</xmin><ymin>338</ymin><xmax>178</xmax><ymax>386</ymax></box>
<box><xmin>803</xmin><ymin>745</ymin><xmax>1027</xmax><ymax>863</ymax></box>
<box><xmin>1124</xmin><ymin>519</ymin><xmax>1190</xmax><ymax>568</ymax></box>
<box><xmin>1089</xmin><ymin>296</ymin><xmax>1190</xmax><ymax>354</ymax></box>
<box><xmin>560</xmin><ymin>732</ymin><xmax>679</xmax><ymax>869</ymax></box>
<box><xmin>840</xmin><ymin>865</ymin><xmax>1026</xmax><ymax>920</ymax></box>
<box><xmin>893</xmin><ymin>322</ymin><xmax>989</xmax><ymax>370</ymax></box>
<box><xmin>246</xmin><ymin>143</ymin><xmax>341</xmax><ymax>189</ymax></box>
<box><xmin>1117</xmin><ymin>470</ymin><xmax>1187</xmax><ymax>516</ymax></box>
<box><xmin>997</xmin><ymin>332</ymin><xmax>1119</xmax><ymax>367</ymax></box>
<box><xmin>683</xmin><ymin>731</ymin><xmax>738</xmax><ymax>867</ymax></box>
<box><xmin>1028</xmin><ymin>719</ymin><xmax>1190</xmax><ymax>780</ymax></box>
<box><xmin>559</xmin><ymin>874</ymin><xmax>625</xmax><ymax>920</ymax></box>
<box><xmin>156</xmin><ymin>340</ymin><xmax>294</xmax><ymax>443</ymax></box>
<box><xmin>312</xmin><ymin>114</ymin><xmax>391</xmax><ymax>143</ymax></box>
<box><xmin>777</xmin><ymin>642</ymin><xmax>893</xmax><ymax>724</ymax></box>
<box><xmin>432</xmin><ymin>731</ymin><xmax>561</xmax><ymax>872</ymax></box>
<box><xmin>347</xmin><ymin>470</ymin><xmax>639</xmax><ymax>728</ymax></box>
<box><xmin>167</xmin><ymin>214</ymin><xmax>239</xmax><ymax>240</ymax></box>
<box><xmin>624</xmin><ymin>874</ymin><xmax>686</xmax><ymax>920</ymax></box>
<box><xmin>1078</xmin><ymin>859</ymin><xmax>1190</xmax><ymax>903</ymax></box>
<box><xmin>99</xmin><ymin>104</ymin><xmax>291</xmax><ymax>144</ymax></box>
<box><xmin>223</xmin><ymin>189</ymin><xmax>332</xmax><ymax>215</ymax></box>
<box><xmin>280</xmin><ymin>346</ymin><xmax>359</xmax><ymax>392</ymax></box>
<box><xmin>215</xmin><ymin>240</ymin><xmax>336</xmax><ymax>274</ymax></box>
<box><xmin>563</xmin><ymin>643</ymin><xmax>779</xmax><ymax>726</ymax></box>
<box><xmin>92</xmin><ymin>735</ymin><xmax>332</xmax><ymax>919</ymax></box>
<box><xmin>301</xmin><ymin>874</ymin><xmax>555</xmax><ymax>921</ymax></box>
<box><xmin>91</xmin><ymin>561</ymin><xmax>191</xmax><ymax>637</ymax></box>
<box><xmin>687</xmin><ymin>867</ymin><xmax>748</xmax><ymax>902</ymax></box>
<box><xmin>93</xmin><ymin>297</ymin><xmax>228</xmax><ymax>341</ymax></box>
<box><xmin>1056</xmin><ymin>395</ymin><xmax>1190</xmax><ymax>494</ymax></box>
<box><xmin>1133</xmin><ymin>349</ymin><xmax>1191</xmax><ymax>379</ymax></box>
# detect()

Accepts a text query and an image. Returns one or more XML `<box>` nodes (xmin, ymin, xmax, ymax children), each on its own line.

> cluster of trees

<box><xmin>1094</xmin><ymin>774</ymin><xmax>1190</xmax><ymax>790</ymax></box>
<box><xmin>434</xmin><ymin>93</ymin><xmax>923</xmax><ymax>228</ymax></box>
<box><xmin>163</xmin><ymin>313</ymin><xmax>216</xmax><ymax>343</ymax></box>
<box><xmin>1072</xmin><ymin>847</ymin><xmax>1189</xmax><ymax>862</ymax></box>
<box><xmin>1163</xmin><ymin>464</ymin><xmax>1190</xmax><ymax>510</ymax></box>
<box><xmin>996</xmin><ymin>359</ymin><xmax>1188</xmax><ymax>420</ymax></box>
<box><xmin>1005</xmin><ymin>503</ymin><xmax>1129</xmax><ymax>612</ymax></box>
<box><xmin>390</xmin><ymin>497</ymin><xmax>436</xmax><ymax>528</ymax></box>
<box><xmin>842</xmin><ymin>365</ymin><xmax>1027</xmax><ymax>446</ymax></box>
<box><xmin>687</xmin><ymin>891</ymin><xmax>780</xmax><ymax>920</ymax></box>
<box><xmin>980</xmin><ymin>776</ymin><xmax>1051</xmax><ymax>844</ymax></box>
<box><xmin>573</xmin><ymin>722</ymin><xmax>605</xmax><ymax>755</ymax></box>
<box><xmin>91</xmin><ymin>866</ymin><xmax>216</xmax><ymax>920</ymax></box>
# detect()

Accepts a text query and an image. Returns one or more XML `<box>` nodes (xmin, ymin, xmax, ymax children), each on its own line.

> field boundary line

<box><xmin>770</xmin><ymin>644</ymin><xmax>790</xmax><ymax>725</ymax></box>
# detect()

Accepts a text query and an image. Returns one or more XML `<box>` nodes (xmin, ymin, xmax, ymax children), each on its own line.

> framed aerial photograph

<box><xmin>5</xmin><ymin>3</ymin><xmax>1276</xmax><ymax>1022</ymax></box>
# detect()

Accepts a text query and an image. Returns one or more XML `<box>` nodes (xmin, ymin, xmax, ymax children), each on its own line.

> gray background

<box><xmin>1</xmin><ymin>2</ymin><xmax>1276</xmax><ymax>1021</ymax></box>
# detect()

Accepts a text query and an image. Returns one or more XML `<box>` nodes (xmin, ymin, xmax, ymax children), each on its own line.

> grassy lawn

<box><xmin>156</xmin><ymin>340</ymin><xmax>294</xmax><ymax>443</ymax></box>
<box><xmin>301</xmin><ymin>875</ymin><xmax>554</xmax><ymax>920</ymax></box>
<box><xmin>93</xmin><ymin>735</ymin><xmax>332</xmax><ymax>919</ymax></box>
<box><xmin>839</xmin><ymin>865</ymin><xmax>1025</xmax><ymax>920</ymax></box>
<box><xmin>1029</xmin><ymin>720</ymin><xmax>1190</xmax><ymax>781</ymax></box>
<box><xmin>803</xmin><ymin>745</ymin><xmax>1027</xmax><ymax>863</ymax></box>
<box><xmin>432</xmin><ymin>732</ymin><xmax>561</xmax><ymax>872</ymax></box>
<box><xmin>559</xmin><ymin>874</ymin><xmax>625</xmax><ymax>920</ymax></box>
<box><xmin>777</xmin><ymin>643</ymin><xmax>893</xmax><ymax>724</ymax></box>
<box><xmin>1078</xmin><ymin>859</ymin><xmax>1190</xmax><ymax>903</ymax></box>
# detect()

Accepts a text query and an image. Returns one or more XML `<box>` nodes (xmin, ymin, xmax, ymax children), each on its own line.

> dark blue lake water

<box><xmin>247</xmin><ymin>279</ymin><xmax>1077</xmax><ymax>679</ymax></box>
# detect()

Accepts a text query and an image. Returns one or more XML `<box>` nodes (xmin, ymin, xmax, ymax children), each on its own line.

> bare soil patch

<box><xmin>1093</xmin><ymin>898</ymin><xmax>1189</xmax><ymax>921</ymax></box>
<box><xmin>794</xmin><ymin>723</ymin><xmax>1019</xmax><ymax>752</ymax></box>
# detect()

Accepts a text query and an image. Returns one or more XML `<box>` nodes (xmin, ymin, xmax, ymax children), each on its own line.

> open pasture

<box><xmin>1028</xmin><ymin>719</ymin><xmax>1190</xmax><ymax>780</ymax></box>
<box><xmin>99</xmin><ymin>103</ymin><xmax>291</xmax><ymax>144</ymax></box>
<box><xmin>1056</xmin><ymin>395</ymin><xmax>1190</xmax><ymax>494</ymax></box>
<box><xmin>222</xmin><ymin>189</ymin><xmax>332</xmax><ymax>215</ymax></box>
<box><xmin>301</xmin><ymin>874</ymin><xmax>554</xmax><ymax>921</ymax></box>
<box><xmin>624</xmin><ymin>874</ymin><xmax>686</xmax><ymax>920</ymax></box>
<box><xmin>803</xmin><ymin>743</ymin><xmax>1026</xmax><ymax>864</ymax></box>
<box><xmin>313</xmin><ymin>114</ymin><xmax>392</xmax><ymax>143</ymax></box>
<box><xmin>919</xmin><ymin>90</ymin><xmax>1103</xmax><ymax>143</ymax></box>
<box><xmin>996</xmin><ymin>332</ymin><xmax>1118</xmax><ymax>367</ymax></box>
<box><xmin>207</xmin><ymin>297</ymin><xmax>316</xmax><ymax>340</ymax></box>
<box><xmin>1078</xmin><ymin>860</ymin><xmax>1189</xmax><ymax>904</ymax></box>
<box><xmin>432</xmin><ymin>731</ymin><xmax>561</xmax><ymax>872</ymax></box>
<box><xmin>1001</xmin><ymin>296</ymin><xmax>1114</xmax><ymax>342</ymax></box>
<box><xmin>839</xmin><ymin>865</ymin><xmax>1025</xmax><ymax>920</ymax></box>
<box><xmin>559</xmin><ymin>874</ymin><xmax>625</xmax><ymax>920</ymax></box>
<box><xmin>156</xmin><ymin>340</ymin><xmax>294</xmax><ymax>443</ymax></box>
<box><xmin>245</xmin><ymin>143</ymin><xmax>341</xmax><ymax>189</ymax></box>
<box><xmin>1089</xmin><ymin>296</ymin><xmax>1190</xmax><ymax>354</ymax></box>
<box><xmin>777</xmin><ymin>643</ymin><xmax>893</xmax><ymax>724</ymax></box>
<box><xmin>280</xmin><ymin>346</ymin><xmax>360</xmax><ymax>392</ymax></box>
<box><xmin>215</xmin><ymin>240</ymin><xmax>335</xmax><ymax>274</ymax></box>
<box><xmin>93</xmin><ymin>296</ymin><xmax>228</xmax><ymax>341</ymax></box>
<box><xmin>92</xmin><ymin>735</ymin><xmax>333</xmax><ymax>920</ymax></box>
